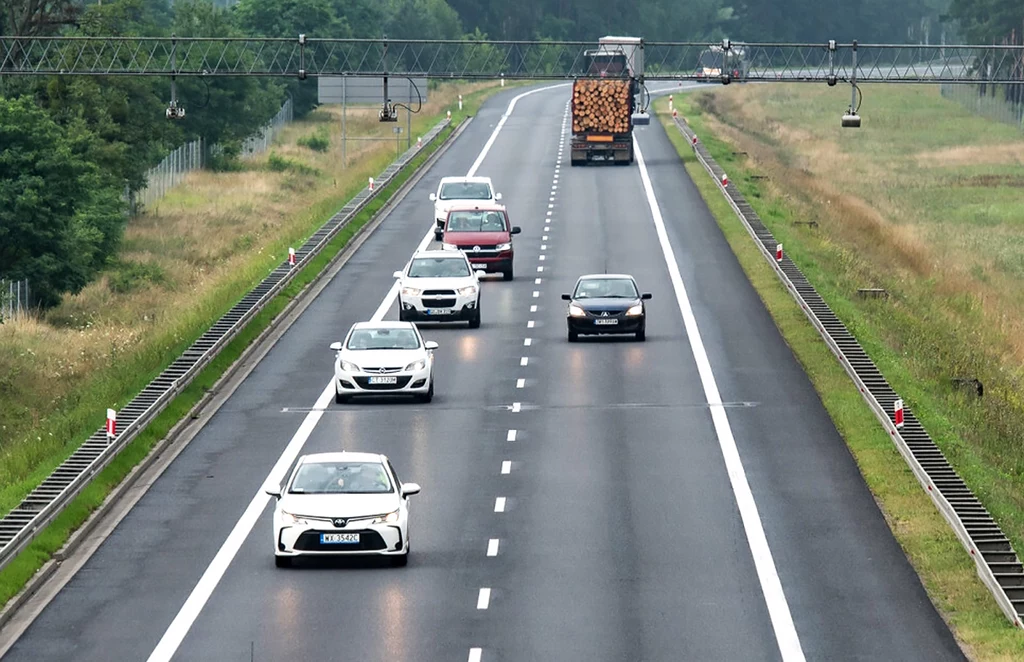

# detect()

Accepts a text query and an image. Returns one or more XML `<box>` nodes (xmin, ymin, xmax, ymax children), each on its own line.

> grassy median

<box><xmin>0</xmin><ymin>81</ymin><xmax>515</xmax><ymax>608</ymax></box>
<box><xmin>657</xmin><ymin>90</ymin><xmax>1024</xmax><ymax>660</ymax></box>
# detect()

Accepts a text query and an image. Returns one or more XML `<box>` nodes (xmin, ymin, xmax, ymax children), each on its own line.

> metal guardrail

<box><xmin>669</xmin><ymin>113</ymin><xmax>1024</xmax><ymax>628</ymax></box>
<box><xmin>0</xmin><ymin>117</ymin><xmax>452</xmax><ymax>573</ymax></box>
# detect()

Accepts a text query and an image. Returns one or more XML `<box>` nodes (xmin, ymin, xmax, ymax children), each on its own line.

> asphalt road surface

<box><xmin>1</xmin><ymin>84</ymin><xmax>966</xmax><ymax>661</ymax></box>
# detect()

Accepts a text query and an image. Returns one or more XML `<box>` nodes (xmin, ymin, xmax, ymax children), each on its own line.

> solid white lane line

<box><xmin>516</xmin><ymin>379</ymin><xmax>525</xmax><ymax>388</ymax></box>
<box><xmin>501</xmin><ymin>461</ymin><xmax>511</xmax><ymax>474</ymax></box>
<box><xmin>520</xmin><ymin>357</ymin><xmax>528</xmax><ymax>366</ymax></box>
<box><xmin>512</xmin><ymin>402</ymin><xmax>521</xmax><ymax>413</ymax></box>
<box><xmin>633</xmin><ymin>136</ymin><xmax>806</xmax><ymax>662</ymax></box>
<box><xmin>507</xmin><ymin>429</ymin><xmax>517</xmax><ymax>441</ymax></box>
<box><xmin>469</xmin><ymin>648</ymin><xmax>483</xmax><ymax>662</ymax></box>
<box><xmin>523</xmin><ymin>338</ymin><xmax>532</xmax><ymax>346</ymax></box>
<box><xmin>147</xmin><ymin>82</ymin><xmax>569</xmax><ymax>662</ymax></box>
<box><xmin>487</xmin><ymin>539</ymin><xmax>500</xmax><ymax>556</ymax></box>
<box><xmin>494</xmin><ymin>497</ymin><xmax>506</xmax><ymax>512</ymax></box>
<box><xmin>477</xmin><ymin>588</ymin><xmax>491</xmax><ymax>609</ymax></box>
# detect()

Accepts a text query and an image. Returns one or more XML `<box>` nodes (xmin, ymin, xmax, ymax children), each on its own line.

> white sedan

<box><xmin>395</xmin><ymin>249</ymin><xmax>483</xmax><ymax>328</ymax></box>
<box><xmin>265</xmin><ymin>452</ymin><xmax>421</xmax><ymax>567</ymax></box>
<box><xmin>330</xmin><ymin>321</ymin><xmax>437</xmax><ymax>403</ymax></box>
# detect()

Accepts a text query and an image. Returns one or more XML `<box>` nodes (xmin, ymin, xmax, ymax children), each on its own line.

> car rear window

<box><xmin>439</xmin><ymin>182</ymin><xmax>492</xmax><ymax>200</ymax></box>
<box><xmin>446</xmin><ymin>210</ymin><xmax>507</xmax><ymax>232</ymax></box>
<box><xmin>408</xmin><ymin>257</ymin><xmax>471</xmax><ymax>278</ymax></box>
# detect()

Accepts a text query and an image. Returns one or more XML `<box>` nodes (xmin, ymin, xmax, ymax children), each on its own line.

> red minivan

<box><xmin>440</xmin><ymin>204</ymin><xmax>521</xmax><ymax>281</ymax></box>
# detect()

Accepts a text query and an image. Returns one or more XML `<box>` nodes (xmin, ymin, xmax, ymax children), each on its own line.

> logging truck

<box><xmin>570</xmin><ymin>36</ymin><xmax>649</xmax><ymax>166</ymax></box>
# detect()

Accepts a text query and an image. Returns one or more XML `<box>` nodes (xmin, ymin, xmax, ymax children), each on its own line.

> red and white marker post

<box><xmin>721</xmin><ymin>173</ymin><xmax>729</xmax><ymax>187</ymax></box>
<box><xmin>668</xmin><ymin>94</ymin><xmax>674</xmax><ymax>111</ymax></box>
<box><xmin>672</xmin><ymin>108</ymin><xmax>678</xmax><ymax>118</ymax></box>
<box><xmin>776</xmin><ymin>244</ymin><xmax>783</xmax><ymax>261</ymax></box>
<box><xmin>106</xmin><ymin>408</ymin><xmax>116</xmax><ymax>440</ymax></box>
<box><xmin>458</xmin><ymin>94</ymin><xmax>463</xmax><ymax>111</ymax></box>
<box><xmin>288</xmin><ymin>247</ymin><xmax>296</xmax><ymax>267</ymax></box>
<box><xmin>446</xmin><ymin>110</ymin><xmax>451</xmax><ymax>121</ymax></box>
<box><xmin>368</xmin><ymin>177</ymin><xmax>374</xmax><ymax>191</ymax></box>
<box><xmin>417</xmin><ymin>136</ymin><xmax>422</xmax><ymax>148</ymax></box>
<box><xmin>691</xmin><ymin>135</ymin><xmax>698</xmax><ymax>146</ymax></box>
<box><xmin>894</xmin><ymin>399</ymin><xmax>905</xmax><ymax>428</ymax></box>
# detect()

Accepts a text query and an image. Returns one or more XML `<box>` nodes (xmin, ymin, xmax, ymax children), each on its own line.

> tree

<box><xmin>2</xmin><ymin>0</ymin><xmax>81</xmax><ymax>36</ymax></box>
<box><xmin>0</xmin><ymin>97</ymin><xmax>125</xmax><ymax>308</ymax></box>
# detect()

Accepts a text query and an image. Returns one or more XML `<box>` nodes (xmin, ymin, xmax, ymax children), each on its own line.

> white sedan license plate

<box><xmin>368</xmin><ymin>376</ymin><xmax>398</xmax><ymax>384</ymax></box>
<box><xmin>321</xmin><ymin>533</ymin><xmax>359</xmax><ymax>544</ymax></box>
<box><xmin>426</xmin><ymin>308</ymin><xmax>452</xmax><ymax>315</ymax></box>
<box><xmin>594</xmin><ymin>318</ymin><xmax>619</xmax><ymax>325</ymax></box>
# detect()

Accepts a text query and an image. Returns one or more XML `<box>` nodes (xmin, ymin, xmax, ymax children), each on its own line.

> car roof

<box><xmin>578</xmin><ymin>273</ymin><xmax>635</xmax><ymax>280</ymax></box>
<box><xmin>412</xmin><ymin>249</ymin><xmax>468</xmax><ymax>260</ymax></box>
<box><xmin>350</xmin><ymin>320</ymin><xmax>418</xmax><ymax>330</ymax></box>
<box><xmin>300</xmin><ymin>451</ymin><xmax>385</xmax><ymax>464</ymax></box>
<box><xmin>439</xmin><ymin>176</ymin><xmax>492</xmax><ymax>184</ymax></box>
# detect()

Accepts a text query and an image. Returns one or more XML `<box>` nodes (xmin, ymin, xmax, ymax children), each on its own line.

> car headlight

<box><xmin>371</xmin><ymin>510</ymin><xmax>400</xmax><ymax>524</ymax></box>
<box><xmin>405</xmin><ymin>359</ymin><xmax>426</xmax><ymax>371</ymax></box>
<box><xmin>401</xmin><ymin>286</ymin><xmax>422</xmax><ymax>297</ymax></box>
<box><xmin>441</xmin><ymin>243</ymin><xmax>458</xmax><ymax>251</ymax></box>
<box><xmin>280</xmin><ymin>511</ymin><xmax>308</xmax><ymax>525</ymax></box>
<box><xmin>626</xmin><ymin>304</ymin><xmax>644</xmax><ymax>316</ymax></box>
<box><xmin>458</xmin><ymin>285</ymin><xmax>478</xmax><ymax>296</ymax></box>
<box><xmin>496</xmin><ymin>242</ymin><xmax>512</xmax><ymax>251</ymax></box>
<box><xmin>340</xmin><ymin>360</ymin><xmax>360</xmax><ymax>372</ymax></box>
<box><xmin>568</xmin><ymin>303</ymin><xmax>586</xmax><ymax>318</ymax></box>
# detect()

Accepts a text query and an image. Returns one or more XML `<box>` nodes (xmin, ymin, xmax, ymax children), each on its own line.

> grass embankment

<box><xmin>657</xmin><ymin>86</ymin><xmax>1024</xmax><ymax>659</ymax></box>
<box><xmin>0</xmin><ymin>81</ymin><xmax>511</xmax><ymax>607</ymax></box>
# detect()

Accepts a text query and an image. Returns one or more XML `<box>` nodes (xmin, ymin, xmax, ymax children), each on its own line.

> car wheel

<box><xmin>275</xmin><ymin>555</ymin><xmax>292</xmax><ymax>568</ymax></box>
<box><xmin>568</xmin><ymin>329</ymin><xmax>578</xmax><ymax>342</ymax></box>
<box><xmin>391</xmin><ymin>552</ymin><xmax>409</xmax><ymax>567</ymax></box>
<box><xmin>503</xmin><ymin>268</ymin><xmax>513</xmax><ymax>281</ymax></box>
<box><xmin>469</xmin><ymin>299</ymin><xmax>481</xmax><ymax>328</ymax></box>
<box><xmin>434</xmin><ymin>229</ymin><xmax>443</xmax><ymax>242</ymax></box>
<box><xmin>335</xmin><ymin>388</ymin><xmax>350</xmax><ymax>404</ymax></box>
<box><xmin>635</xmin><ymin>325</ymin><xmax>646</xmax><ymax>341</ymax></box>
<box><xmin>418</xmin><ymin>378</ymin><xmax>434</xmax><ymax>403</ymax></box>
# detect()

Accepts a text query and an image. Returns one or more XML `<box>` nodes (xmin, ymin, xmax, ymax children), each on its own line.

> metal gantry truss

<box><xmin>1</xmin><ymin>36</ymin><xmax>1023</xmax><ymax>83</ymax></box>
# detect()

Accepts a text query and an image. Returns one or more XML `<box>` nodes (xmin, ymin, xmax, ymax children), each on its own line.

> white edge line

<box><xmin>146</xmin><ymin>81</ymin><xmax>569</xmax><ymax>662</ymax></box>
<box><xmin>633</xmin><ymin>135</ymin><xmax>806</xmax><ymax>662</ymax></box>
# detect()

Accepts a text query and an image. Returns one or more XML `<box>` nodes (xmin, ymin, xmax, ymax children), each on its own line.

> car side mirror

<box><xmin>330</xmin><ymin>341</ymin><xmax>342</xmax><ymax>351</ymax></box>
<box><xmin>474</xmin><ymin>269</ymin><xmax>487</xmax><ymax>278</ymax></box>
<box><xmin>511</xmin><ymin>226</ymin><xmax>521</xmax><ymax>235</ymax></box>
<box><xmin>494</xmin><ymin>192</ymin><xmax>502</xmax><ymax>200</ymax></box>
<box><xmin>401</xmin><ymin>482</ymin><xmax>421</xmax><ymax>497</ymax></box>
<box><xmin>641</xmin><ymin>293</ymin><xmax>652</xmax><ymax>300</ymax></box>
<box><xmin>429</xmin><ymin>193</ymin><xmax>437</xmax><ymax>201</ymax></box>
<box><xmin>561</xmin><ymin>294</ymin><xmax>571</xmax><ymax>301</ymax></box>
<box><xmin>393</xmin><ymin>270</ymin><xmax>403</xmax><ymax>279</ymax></box>
<box><xmin>424</xmin><ymin>341</ymin><xmax>439</xmax><ymax>350</ymax></box>
<box><xmin>263</xmin><ymin>481</ymin><xmax>282</xmax><ymax>498</ymax></box>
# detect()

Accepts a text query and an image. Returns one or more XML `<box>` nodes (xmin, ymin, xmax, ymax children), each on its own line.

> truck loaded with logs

<box><xmin>570</xmin><ymin>36</ymin><xmax>650</xmax><ymax>166</ymax></box>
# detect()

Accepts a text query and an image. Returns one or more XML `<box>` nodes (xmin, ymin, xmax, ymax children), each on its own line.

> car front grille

<box><xmin>353</xmin><ymin>376</ymin><xmax>413</xmax><ymax>390</ymax></box>
<box><xmin>423</xmin><ymin>289</ymin><xmax>457</xmax><ymax>296</ymax></box>
<box><xmin>294</xmin><ymin>529</ymin><xmax>387</xmax><ymax>551</ymax></box>
<box><xmin>359</xmin><ymin>366</ymin><xmax>403</xmax><ymax>374</ymax></box>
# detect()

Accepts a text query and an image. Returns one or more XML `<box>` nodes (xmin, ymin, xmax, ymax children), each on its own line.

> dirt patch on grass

<box><xmin>916</xmin><ymin>143</ymin><xmax>1024</xmax><ymax>168</ymax></box>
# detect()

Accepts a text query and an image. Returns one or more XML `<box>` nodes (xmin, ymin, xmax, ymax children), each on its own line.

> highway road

<box><xmin>0</xmin><ymin>84</ymin><xmax>966</xmax><ymax>661</ymax></box>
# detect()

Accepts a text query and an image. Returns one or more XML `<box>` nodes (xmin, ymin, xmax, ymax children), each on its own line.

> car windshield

<box><xmin>439</xmin><ymin>182</ymin><xmax>492</xmax><ymax>200</ymax></box>
<box><xmin>573</xmin><ymin>278</ymin><xmax>638</xmax><ymax>299</ymax></box>
<box><xmin>289</xmin><ymin>461</ymin><xmax>393</xmax><ymax>494</ymax></box>
<box><xmin>346</xmin><ymin>328</ymin><xmax>420</xmax><ymax>350</ymax></box>
<box><xmin>446</xmin><ymin>210</ymin><xmax>507</xmax><ymax>232</ymax></box>
<box><xmin>408</xmin><ymin>257</ymin><xmax>471</xmax><ymax>278</ymax></box>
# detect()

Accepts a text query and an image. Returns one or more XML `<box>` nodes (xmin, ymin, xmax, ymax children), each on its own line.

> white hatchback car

<box><xmin>394</xmin><ymin>250</ymin><xmax>483</xmax><ymax>328</ymax></box>
<box><xmin>265</xmin><ymin>452</ymin><xmax>421</xmax><ymax>567</ymax></box>
<box><xmin>429</xmin><ymin>176</ymin><xmax>501</xmax><ymax>240</ymax></box>
<box><xmin>330</xmin><ymin>321</ymin><xmax>437</xmax><ymax>404</ymax></box>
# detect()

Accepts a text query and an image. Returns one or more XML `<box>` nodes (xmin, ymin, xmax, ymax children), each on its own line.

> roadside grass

<box><xmin>0</xmin><ymin>82</ymin><xmax>502</xmax><ymax>518</ymax></box>
<box><xmin>0</xmin><ymin>82</ymin><xmax>507</xmax><ymax>607</ymax></box>
<box><xmin>657</xmin><ymin>93</ymin><xmax>1024</xmax><ymax>659</ymax></box>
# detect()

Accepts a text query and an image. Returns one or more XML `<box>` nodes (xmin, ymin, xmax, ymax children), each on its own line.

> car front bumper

<box><xmin>400</xmin><ymin>295</ymin><xmax>479</xmax><ymax>321</ymax></box>
<box><xmin>568</xmin><ymin>315</ymin><xmax>644</xmax><ymax>334</ymax></box>
<box><xmin>335</xmin><ymin>364</ymin><xmax>432</xmax><ymax>395</ymax></box>
<box><xmin>462</xmin><ymin>255</ymin><xmax>513</xmax><ymax>274</ymax></box>
<box><xmin>275</xmin><ymin>521</ymin><xmax>407</xmax><ymax>557</ymax></box>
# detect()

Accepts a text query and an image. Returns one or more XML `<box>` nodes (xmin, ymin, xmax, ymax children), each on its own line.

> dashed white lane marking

<box><xmin>542</xmin><ymin>236</ymin><xmax>548</xmax><ymax>241</ymax></box>
<box><xmin>541</xmin><ymin>244</ymin><xmax>547</xmax><ymax>250</ymax></box>
<box><xmin>511</xmin><ymin>402</ymin><xmax>521</xmax><ymax>413</ymax></box>
<box><xmin>535</xmin><ymin>278</ymin><xmax>542</xmax><ymax>284</ymax></box>
<box><xmin>469</xmin><ymin>648</ymin><xmax>483</xmax><ymax>662</ymax></box>
<box><xmin>634</xmin><ymin>135</ymin><xmax>806</xmax><ymax>662</ymax></box>
<box><xmin>494</xmin><ymin>497</ymin><xmax>506</xmax><ymax>512</ymax></box>
<box><xmin>507</xmin><ymin>429</ymin><xmax>517</xmax><ymax>441</ymax></box>
<box><xmin>146</xmin><ymin>82</ymin><xmax>572</xmax><ymax>662</ymax></box>
<box><xmin>530</xmin><ymin>305</ymin><xmax>537</xmax><ymax>312</ymax></box>
<box><xmin>523</xmin><ymin>338</ymin><xmax>532</xmax><ymax>346</ymax></box>
<box><xmin>537</xmin><ymin>266</ymin><xmax>544</xmax><ymax>272</ymax></box>
<box><xmin>527</xmin><ymin>320</ymin><xmax>535</xmax><ymax>328</ymax></box>
<box><xmin>501</xmin><ymin>461</ymin><xmax>511</xmax><ymax>474</ymax></box>
<box><xmin>533</xmin><ymin>290</ymin><xmax>540</xmax><ymax>297</ymax></box>
<box><xmin>547</xmin><ymin>211</ymin><xmax>552</xmax><ymax>216</ymax></box>
<box><xmin>539</xmin><ymin>255</ymin><xmax>546</xmax><ymax>261</ymax></box>
<box><xmin>477</xmin><ymin>588</ymin><xmax>491</xmax><ymax>609</ymax></box>
<box><xmin>487</xmin><ymin>539</ymin><xmax>500</xmax><ymax>556</ymax></box>
<box><xmin>520</xmin><ymin>357</ymin><xmax>528</xmax><ymax>366</ymax></box>
<box><xmin>516</xmin><ymin>379</ymin><xmax>525</xmax><ymax>389</ymax></box>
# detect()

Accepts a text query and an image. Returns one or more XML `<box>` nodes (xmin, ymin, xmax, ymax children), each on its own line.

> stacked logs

<box><xmin>571</xmin><ymin>78</ymin><xmax>632</xmax><ymax>134</ymax></box>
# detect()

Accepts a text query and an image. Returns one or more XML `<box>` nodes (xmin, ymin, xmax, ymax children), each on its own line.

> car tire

<box><xmin>503</xmin><ymin>268</ymin><xmax>513</xmax><ymax>281</ymax></box>
<box><xmin>469</xmin><ymin>299</ymin><xmax>481</xmax><ymax>328</ymax></box>
<box><xmin>568</xmin><ymin>329</ymin><xmax>578</xmax><ymax>342</ymax></box>
<box><xmin>418</xmin><ymin>379</ymin><xmax>434</xmax><ymax>403</ymax></box>
<box><xmin>391</xmin><ymin>552</ymin><xmax>409</xmax><ymax>567</ymax></box>
<box><xmin>275</xmin><ymin>555</ymin><xmax>292</xmax><ymax>568</ymax></box>
<box><xmin>335</xmin><ymin>389</ymin><xmax>350</xmax><ymax>404</ymax></box>
<box><xmin>434</xmin><ymin>229</ymin><xmax>443</xmax><ymax>242</ymax></box>
<box><xmin>635</xmin><ymin>325</ymin><xmax>646</xmax><ymax>341</ymax></box>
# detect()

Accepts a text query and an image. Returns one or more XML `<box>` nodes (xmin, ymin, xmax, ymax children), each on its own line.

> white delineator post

<box><xmin>668</xmin><ymin>94</ymin><xmax>673</xmax><ymax>111</ymax></box>
<box><xmin>894</xmin><ymin>399</ymin><xmax>905</xmax><ymax>428</ymax></box>
<box><xmin>417</xmin><ymin>136</ymin><xmax>422</xmax><ymax>148</ymax></box>
<box><xmin>459</xmin><ymin>94</ymin><xmax>463</xmax><ymax>110</ymax></box>
<box><xmin>447</xmin><ymin>110</ymin><xmax>452</xmax><ymax>121</ymax></box>
<box><xmin>501</xmin><ymin>74</ymin><xmax>505</xmax><ymax>87</ymax></box>
<box><xmin>721</xmin><ymin>173</ymin><xmax>729</xmax><ymax>187</ymax></box>
<box><xmin>288</xmin><ymin>247</ymin><xmax>296</xmax><ymax>267</ymax></box>
<box><xmin>368</xmin><ymin>177</ymin><xmax>374</xmax><ymax>191</ymax></box>
<box><xmin>106</xmin><ymin>408</ymin><xmax>116</xmax><ymax>440</ymax></box>
<box><xmin>776</xmin><ymin>244</ymin><xmax>783</xmax><ymax>261</ymax></box>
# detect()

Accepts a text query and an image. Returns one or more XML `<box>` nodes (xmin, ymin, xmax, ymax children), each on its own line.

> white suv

<box><xmin>394</xmin><ymin>250</ymin><xmax>483</xmax><ymax>328</ymax></box>
<box><xmin>429</xmin><ymin>176</ymin><xmax>501</xmax><ymax>240</ymax></box>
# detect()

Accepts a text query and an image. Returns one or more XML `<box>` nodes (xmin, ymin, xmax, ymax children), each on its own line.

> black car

<box><xmin>561</xmin><ymin>274</ymin><xmax>651</xmax><ymax>342</ymax></box>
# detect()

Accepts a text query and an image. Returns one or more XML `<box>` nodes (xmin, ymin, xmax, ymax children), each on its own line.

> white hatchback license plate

<box><xmin>426</xmin><ymin>308</ymin><xmax>452</xmax><ymax>315</ymax></box>
<box><xmin>321</xmin><ymin>533</ymin><xmax>359</xmax><ymax>544</ymax></box>
<box><xmin>368</xmin><ymin>376</ymin><xmax>398</xmax><ymax>384</ymax></box>
<box><xmin>594</xmin><ymin>318</ymin><xmax>619</xmax><ymax>325</ymax></box>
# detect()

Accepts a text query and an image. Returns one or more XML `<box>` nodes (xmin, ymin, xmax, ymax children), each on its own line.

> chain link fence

<box><xmin>1</xmin><ymin>279</ymin><xmax>31</xmax><ymax>321</ymax></box>
<box><xmin>941</xmin><ymin>83</ymin><xmax>1024</xmax><ymax>132</ymax></box>
<box><xmin>126</xmin><ymin>98</ymin><xmax>294</xmax><ymax>215</ymax></box>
